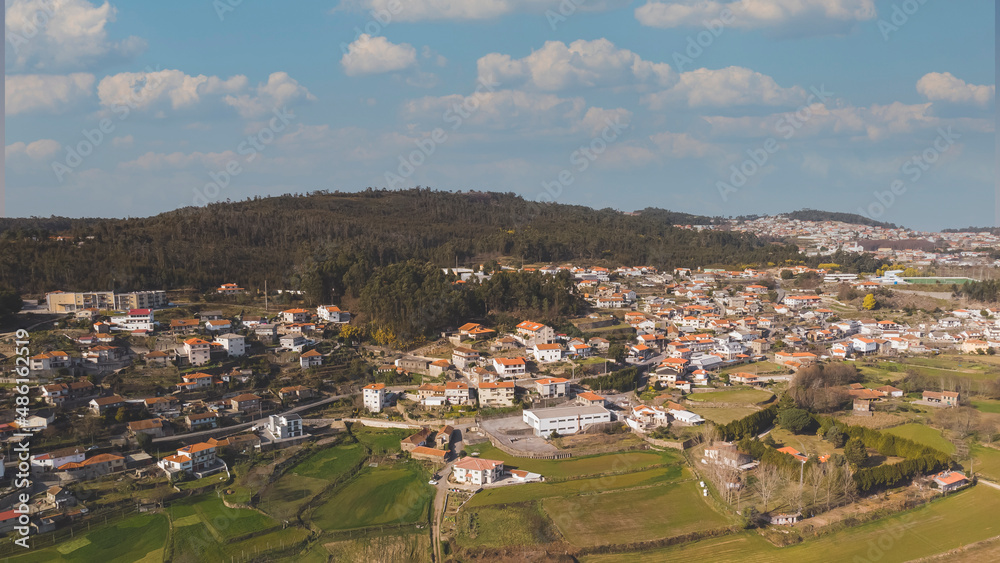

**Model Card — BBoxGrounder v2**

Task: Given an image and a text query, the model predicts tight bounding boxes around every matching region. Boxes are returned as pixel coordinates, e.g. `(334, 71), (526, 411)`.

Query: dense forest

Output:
(0, 189), (806, 295)
(954, 279), (1000, 303)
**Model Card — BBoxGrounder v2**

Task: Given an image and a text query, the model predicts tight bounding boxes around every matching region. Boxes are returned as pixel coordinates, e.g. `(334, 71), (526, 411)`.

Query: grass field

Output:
(170, 522), (309, 563)
(7, 513), (168, 563)
(293, 442), (368, 479)
(456, 503), (559, 548)
(582, 486), (1000, 563)
(170, 494), (278, 541)
(351, 426), (412, 454)
(686, 388), (774, 404)
(688, 406), (760, 424)
(971, 445), (1000, 481)
(885, 423), (955, 454)
(544, 481), (732, 547)
(720, 361), (785, 375)
(769, 427), (841, 459)
(309, 462), (433, 531)
(260, 473), (331, 520)
(323, 532), (432, 563)
(857, 355), (1000, 382)
(462, 443), (681, 479)
(973, 400), (1000, 414)
(465, 466), (686, 507)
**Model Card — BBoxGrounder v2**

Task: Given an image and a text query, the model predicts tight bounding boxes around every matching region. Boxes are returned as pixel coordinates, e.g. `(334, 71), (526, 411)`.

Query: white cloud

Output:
(223, 72), (316, 118)
(5, 73), (95, 115)
(702, 101), (992, 142)
(5, 0), (145, 71)
(341, 34), (418, 76)
(6, 139), (62, 160)
(477, 39), (674, 91)
(917, 72), (994, 107)
(403, 89), (630, 135)
(6, 139), (62, 173)
(643, 66), (806, 108)
(635, 0), (876, 35)
(96, 69), (313, 119)
(97, 69), (246, 113)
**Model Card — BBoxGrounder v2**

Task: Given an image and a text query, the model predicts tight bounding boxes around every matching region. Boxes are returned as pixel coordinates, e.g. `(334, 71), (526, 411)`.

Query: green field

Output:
(260, 474), (331, 520)
(170, 495), (278, 541)
(465, 466), (686, 507)
(462, 443), (681, 479)
(688, 406), (760, 424)
(170, 522), (308, 562)
(456, 503), (559, 548)
(885, 423), (955, 454)
(972, 445), (1000, 481)
(351, 426), (412, 453)
(321, 532), (432, 563)
(973, 400), (1000, 414)
(544, 481), (732, 546)
(721, 361), (785, 375)
(583, 486), (1000, 563)
(857, 356), (1000, 382)
(293, 442), (368, 479)
(309, 462), (434, 531)
(686, 388), (774, 405)
(7, 514), (168, 563)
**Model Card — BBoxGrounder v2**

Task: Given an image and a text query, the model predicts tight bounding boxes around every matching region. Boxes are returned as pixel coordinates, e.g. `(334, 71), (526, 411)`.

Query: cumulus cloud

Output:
(6, 139), (62, 174)
(477, 39), (674, 91)
(5, 73), (95, 115)
(223, 72), (316, 118)
(635, 0), (876, 36)
(97, 69), (246, 113)
(341, 35), (418, 76)
(402, 89), (630, 135)
(643, 66), (806, 108)
(96, 69), (312, 118)
(335, 0), (625, 22)
(917, 72), (994, 107)
(5, 0), (146, 71)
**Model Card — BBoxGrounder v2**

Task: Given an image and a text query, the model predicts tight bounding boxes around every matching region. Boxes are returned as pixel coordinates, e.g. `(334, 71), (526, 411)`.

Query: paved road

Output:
(152, 393), (352, 443)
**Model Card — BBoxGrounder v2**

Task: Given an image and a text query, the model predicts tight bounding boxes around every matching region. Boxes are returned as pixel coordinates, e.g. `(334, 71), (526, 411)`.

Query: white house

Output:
(300, 349), (323, 368)
(31, 447), (85, 473)
(317, 305), (351, 323)
(492, 357), (526, 378)
(453, 458), (504, 485)
(110, 309), (154, 331)
(851, 337), (878, 355)
(478, 381), (516, 407)
(183, 338), (211, 366)
(535, 377), (569, 398)
(261, 414), (304, 441)
(280, 335), (308, 352)
(363, 383), (388, 413)
(532, 343), (563, 363)
(522, 405), (611, 437)
(214, 333), (246, 357)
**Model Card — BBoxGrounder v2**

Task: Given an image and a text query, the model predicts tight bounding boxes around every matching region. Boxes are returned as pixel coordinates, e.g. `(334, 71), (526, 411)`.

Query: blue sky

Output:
(4, 0), (995, 230)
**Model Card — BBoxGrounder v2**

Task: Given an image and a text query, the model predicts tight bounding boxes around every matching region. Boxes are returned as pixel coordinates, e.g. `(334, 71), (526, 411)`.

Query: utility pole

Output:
(264, 280), (268, 312)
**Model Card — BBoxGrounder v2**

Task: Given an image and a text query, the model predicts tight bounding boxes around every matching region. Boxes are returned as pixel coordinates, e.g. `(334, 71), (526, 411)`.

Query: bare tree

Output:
(754, 462), (784, 512)
(807, 463), (826, 509)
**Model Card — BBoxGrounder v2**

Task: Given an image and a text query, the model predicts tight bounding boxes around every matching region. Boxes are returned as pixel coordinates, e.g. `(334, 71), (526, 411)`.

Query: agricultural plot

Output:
(455, 503), (559, 548)
(260, 441), (369, 519)
(884, 423), (955, 454)
(309, 462), (433, 531)
(462, 443), (681, 479)
(583, 486), (1000, 563)
(170, 495), (278, 541)
(7, 513), (168, 563)
(465, 466), (685, 508)
(688, 406), (759, 424)
(322, 532), (432, 563)
(973, 400), (1000, 414)
(544, 481), (732, 547)
(971, 445), (1000, 481)
(686, 388), (774, 404)
(351, 426), (412, 454)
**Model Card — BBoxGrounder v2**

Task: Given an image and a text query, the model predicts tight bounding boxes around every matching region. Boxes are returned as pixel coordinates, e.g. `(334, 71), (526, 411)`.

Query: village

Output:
(1, 245), (1000, 561)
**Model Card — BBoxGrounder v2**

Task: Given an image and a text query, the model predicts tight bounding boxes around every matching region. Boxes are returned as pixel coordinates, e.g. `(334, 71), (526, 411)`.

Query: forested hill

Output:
(783, 209), (898, 229)
(0, 189), (803, 295)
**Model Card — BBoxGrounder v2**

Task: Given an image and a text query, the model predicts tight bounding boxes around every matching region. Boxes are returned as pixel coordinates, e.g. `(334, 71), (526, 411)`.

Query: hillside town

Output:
(1, 248), (999, 560)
